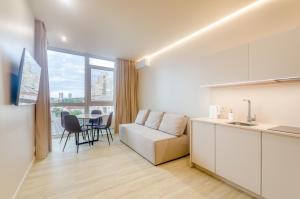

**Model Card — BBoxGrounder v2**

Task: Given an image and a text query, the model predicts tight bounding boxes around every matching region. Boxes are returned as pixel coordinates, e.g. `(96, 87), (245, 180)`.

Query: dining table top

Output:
(76, 113), (108, 119)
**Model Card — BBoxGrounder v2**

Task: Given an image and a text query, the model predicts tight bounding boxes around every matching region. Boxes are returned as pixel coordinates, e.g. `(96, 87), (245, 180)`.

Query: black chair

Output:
(94, 112), (113, 145)
(85, 110), (103, 138)
(59, 111), (70, 143)
(63, 115), (91, 153)
(86, 110), (103, 127)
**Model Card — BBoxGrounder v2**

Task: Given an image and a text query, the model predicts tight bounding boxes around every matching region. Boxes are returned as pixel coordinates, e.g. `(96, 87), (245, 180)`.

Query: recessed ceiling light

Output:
(61, 35), (68, 42)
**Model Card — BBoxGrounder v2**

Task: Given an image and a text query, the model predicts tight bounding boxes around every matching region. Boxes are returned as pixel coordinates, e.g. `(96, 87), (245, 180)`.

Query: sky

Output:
(48, 50), (115, 99)
(48, 50), (85, 98)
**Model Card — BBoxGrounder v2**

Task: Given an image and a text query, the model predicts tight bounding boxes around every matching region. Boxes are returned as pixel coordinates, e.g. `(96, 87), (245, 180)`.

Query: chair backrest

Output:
(105, 112), (113, 128)
(64, 115), (81, 133)
(89, 110), (102, 125)
(60, 111), (70, 128)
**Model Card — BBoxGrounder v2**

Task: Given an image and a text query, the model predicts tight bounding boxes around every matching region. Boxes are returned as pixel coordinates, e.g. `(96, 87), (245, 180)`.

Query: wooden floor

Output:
(18, 134), (253, 199)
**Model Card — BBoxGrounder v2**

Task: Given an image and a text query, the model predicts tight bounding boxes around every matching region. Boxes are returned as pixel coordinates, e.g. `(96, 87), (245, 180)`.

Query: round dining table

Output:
(76, 113), (108, 144)
(76, 113), (106, 120)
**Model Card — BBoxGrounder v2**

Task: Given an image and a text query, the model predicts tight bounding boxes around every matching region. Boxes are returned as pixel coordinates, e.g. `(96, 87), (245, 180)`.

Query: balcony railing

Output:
(50, 105), (113, 137)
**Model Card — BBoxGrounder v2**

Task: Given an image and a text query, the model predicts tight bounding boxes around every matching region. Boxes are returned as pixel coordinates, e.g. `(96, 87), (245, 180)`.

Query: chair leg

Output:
(75, 132), (79, 153)
(86, 130), (91, 147)
(60, 129), (65, 143)
(75, 132), (78, 145)
(63, 132), (70, 152)
(83, 129), (86, 139)
(89, 130), (94, 145)
(100, 129), (103, 137)
(105, 129), (110, 145)
(97, 129), (99, 140)
(82, 131), (86, 140)
(90, 126), (94, 137)
(108, 128), (113, 141)
(91, 129), (94, 145)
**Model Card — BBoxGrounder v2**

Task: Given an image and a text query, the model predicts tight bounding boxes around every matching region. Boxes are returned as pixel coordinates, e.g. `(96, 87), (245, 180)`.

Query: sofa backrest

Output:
(135, 109), (190, 136)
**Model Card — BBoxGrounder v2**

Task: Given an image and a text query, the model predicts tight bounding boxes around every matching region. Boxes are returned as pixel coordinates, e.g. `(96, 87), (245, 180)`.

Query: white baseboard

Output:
(12, 157), (35, 199)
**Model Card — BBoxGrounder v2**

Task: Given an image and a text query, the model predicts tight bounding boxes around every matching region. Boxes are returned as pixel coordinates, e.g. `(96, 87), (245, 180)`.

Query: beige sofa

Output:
(119, 112), (189, 165)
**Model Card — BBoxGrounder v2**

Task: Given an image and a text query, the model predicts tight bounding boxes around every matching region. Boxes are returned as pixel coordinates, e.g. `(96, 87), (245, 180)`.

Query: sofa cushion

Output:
(158, 113), (188, 136)
(144, 111), (164, 129)
(121, 123), (175, 141)
(135, 109), (150, 125)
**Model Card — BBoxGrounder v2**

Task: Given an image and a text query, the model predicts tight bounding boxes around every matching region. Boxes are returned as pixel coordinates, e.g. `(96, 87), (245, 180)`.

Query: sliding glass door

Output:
(48, 49), (115, 137)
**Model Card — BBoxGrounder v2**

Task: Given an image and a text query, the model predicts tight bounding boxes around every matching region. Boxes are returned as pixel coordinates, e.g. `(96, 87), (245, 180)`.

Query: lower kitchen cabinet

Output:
(190, 119), (300, 198)
(216, 125), (261, 195)
(262, 133), (300, 199)
(191, 121), (215, 172)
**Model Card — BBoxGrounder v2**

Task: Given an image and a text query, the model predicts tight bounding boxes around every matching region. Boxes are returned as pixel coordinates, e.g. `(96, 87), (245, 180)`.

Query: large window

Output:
(48, 50), (85, 103)
(48, 49), (115, 136)
(91, 68), (114, 101)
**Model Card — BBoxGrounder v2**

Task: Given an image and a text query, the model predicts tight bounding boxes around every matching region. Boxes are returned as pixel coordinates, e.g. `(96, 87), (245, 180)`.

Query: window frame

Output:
(48, 47), (116, 113)
(88, 61), (115, 106)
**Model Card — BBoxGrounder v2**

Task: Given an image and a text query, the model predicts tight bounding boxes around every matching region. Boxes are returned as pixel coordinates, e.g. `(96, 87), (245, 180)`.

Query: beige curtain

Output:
(34, 20), (51, 159)
(114, 59), (138, 133)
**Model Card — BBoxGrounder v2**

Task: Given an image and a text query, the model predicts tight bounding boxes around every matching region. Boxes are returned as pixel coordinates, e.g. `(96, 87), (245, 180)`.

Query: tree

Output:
(51, 107), (62, 117)
(69, 109), (82, 116)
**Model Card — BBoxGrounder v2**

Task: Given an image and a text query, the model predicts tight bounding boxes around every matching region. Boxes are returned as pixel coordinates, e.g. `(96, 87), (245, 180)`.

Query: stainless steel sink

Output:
(227, 121), (257, 127)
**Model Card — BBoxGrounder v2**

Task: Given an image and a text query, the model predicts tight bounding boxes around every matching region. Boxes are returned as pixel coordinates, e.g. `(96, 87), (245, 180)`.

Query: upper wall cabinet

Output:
(201, 44), (249, 85)
(249, 27), (300, 81)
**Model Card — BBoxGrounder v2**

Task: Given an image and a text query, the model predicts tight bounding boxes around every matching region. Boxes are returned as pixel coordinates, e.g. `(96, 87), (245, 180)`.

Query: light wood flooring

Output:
(17, 134), (253, 199)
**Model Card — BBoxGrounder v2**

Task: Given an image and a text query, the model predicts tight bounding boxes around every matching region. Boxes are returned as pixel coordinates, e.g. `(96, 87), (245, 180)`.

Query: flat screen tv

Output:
(16, 49), (41, 105)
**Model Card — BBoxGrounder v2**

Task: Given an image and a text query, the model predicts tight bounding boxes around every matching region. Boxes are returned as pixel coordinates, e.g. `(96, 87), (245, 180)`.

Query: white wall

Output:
(138, 0), (300, 126)
(210, 82), (300, 126)
(0, 1), (35, 198)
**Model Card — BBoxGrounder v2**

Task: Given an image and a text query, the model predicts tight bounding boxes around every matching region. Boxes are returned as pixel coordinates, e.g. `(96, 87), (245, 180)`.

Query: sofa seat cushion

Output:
(121, 123), (175, 141)
(119, 123), (189, 165)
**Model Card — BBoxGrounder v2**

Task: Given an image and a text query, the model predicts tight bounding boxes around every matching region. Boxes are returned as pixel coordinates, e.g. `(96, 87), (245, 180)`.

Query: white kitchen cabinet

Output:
(262, 132), (300, 199)
(201, 44), (249, 85)
(249, 27), (300, 80)
(191, 121), (215, 172)
(216, 125), (261, 195)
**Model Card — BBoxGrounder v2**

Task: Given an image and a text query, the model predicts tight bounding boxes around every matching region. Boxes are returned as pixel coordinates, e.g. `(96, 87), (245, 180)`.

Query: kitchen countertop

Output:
(191, 117), (300, 138)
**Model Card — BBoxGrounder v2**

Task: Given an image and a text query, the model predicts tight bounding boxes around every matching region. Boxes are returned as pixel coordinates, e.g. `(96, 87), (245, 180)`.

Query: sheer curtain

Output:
(114, 59), (138, 133)
(34, 20), (51, 159)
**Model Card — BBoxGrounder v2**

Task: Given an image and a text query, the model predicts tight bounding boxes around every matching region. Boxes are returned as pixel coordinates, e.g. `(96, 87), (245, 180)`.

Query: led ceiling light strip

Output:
(137, 0), (270, 62)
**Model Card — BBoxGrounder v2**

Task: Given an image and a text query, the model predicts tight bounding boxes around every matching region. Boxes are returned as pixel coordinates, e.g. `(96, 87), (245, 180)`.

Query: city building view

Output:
(91, 69), (114, 101)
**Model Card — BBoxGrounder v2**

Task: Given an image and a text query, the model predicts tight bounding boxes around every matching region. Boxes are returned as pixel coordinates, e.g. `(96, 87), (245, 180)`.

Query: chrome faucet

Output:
(243, 99), (256, 123)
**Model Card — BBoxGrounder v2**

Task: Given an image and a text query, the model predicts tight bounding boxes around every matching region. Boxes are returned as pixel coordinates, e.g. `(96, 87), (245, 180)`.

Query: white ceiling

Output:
(28, 0), (256, 60)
